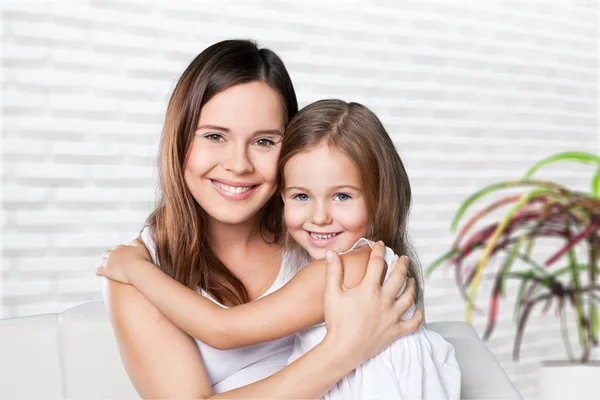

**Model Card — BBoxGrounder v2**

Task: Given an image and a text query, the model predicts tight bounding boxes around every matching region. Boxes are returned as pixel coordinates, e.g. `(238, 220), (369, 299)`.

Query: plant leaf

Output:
(450, 180), (568, 232)
(592, 167), (600, 197)
(499, 238), (523, 296)
(559, 298), (576, 362)
(591, 304), (599, 346)
(545, 214), (600, 266)
(466, 188), (556, 322)
(524, 151), (600, 179)
(424, 248), (461, 278)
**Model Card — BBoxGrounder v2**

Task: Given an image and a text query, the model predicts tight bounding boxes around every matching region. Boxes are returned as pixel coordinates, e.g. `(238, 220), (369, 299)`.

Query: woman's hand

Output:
(322, 241), (423, 366)
(96, 243), (150, 285)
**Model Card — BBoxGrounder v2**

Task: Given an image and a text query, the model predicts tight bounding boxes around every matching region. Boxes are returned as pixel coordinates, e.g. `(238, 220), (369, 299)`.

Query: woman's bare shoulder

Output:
(103, 236), (154, 316)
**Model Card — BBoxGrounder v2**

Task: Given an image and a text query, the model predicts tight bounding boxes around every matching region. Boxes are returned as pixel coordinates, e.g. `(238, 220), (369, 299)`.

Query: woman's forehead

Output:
(198, 81), (286, 133)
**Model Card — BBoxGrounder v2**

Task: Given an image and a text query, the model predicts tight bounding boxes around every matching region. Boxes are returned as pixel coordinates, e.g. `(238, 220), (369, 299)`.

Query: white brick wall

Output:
(1, 1), (598, 398)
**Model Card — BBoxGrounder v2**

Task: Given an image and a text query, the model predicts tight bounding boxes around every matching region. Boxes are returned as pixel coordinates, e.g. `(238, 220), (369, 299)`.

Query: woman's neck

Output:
(206, 216), (266, 252)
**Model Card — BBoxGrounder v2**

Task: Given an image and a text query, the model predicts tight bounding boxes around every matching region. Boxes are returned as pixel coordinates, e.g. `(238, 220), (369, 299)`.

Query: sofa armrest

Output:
(427, 321), (522, 400)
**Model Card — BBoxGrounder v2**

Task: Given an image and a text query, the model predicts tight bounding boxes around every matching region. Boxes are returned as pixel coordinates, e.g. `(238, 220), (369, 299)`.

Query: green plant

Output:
(426, 151), (600, 362)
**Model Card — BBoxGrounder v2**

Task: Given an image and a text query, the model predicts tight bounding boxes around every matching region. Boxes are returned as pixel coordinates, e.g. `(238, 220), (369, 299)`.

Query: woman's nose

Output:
(222, 144), (254, 175)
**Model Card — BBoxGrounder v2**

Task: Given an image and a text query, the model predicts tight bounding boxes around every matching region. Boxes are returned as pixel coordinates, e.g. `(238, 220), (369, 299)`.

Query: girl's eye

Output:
(292, 193), (310, 201)
(254, 138), (277, 148)
(333, 193), (352, 201)
(203, 133), (224, 142)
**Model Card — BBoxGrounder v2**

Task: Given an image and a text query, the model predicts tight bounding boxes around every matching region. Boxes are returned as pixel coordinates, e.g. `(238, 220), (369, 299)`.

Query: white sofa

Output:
(0, 301), (522, 399)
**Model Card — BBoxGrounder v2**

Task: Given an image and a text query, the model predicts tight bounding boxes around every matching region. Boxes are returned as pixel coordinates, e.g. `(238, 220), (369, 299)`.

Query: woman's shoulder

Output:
(138, 226), (158, 264)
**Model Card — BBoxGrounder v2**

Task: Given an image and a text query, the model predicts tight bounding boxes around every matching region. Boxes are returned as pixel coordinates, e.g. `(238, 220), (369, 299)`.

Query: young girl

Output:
(98, 99), (459, 399)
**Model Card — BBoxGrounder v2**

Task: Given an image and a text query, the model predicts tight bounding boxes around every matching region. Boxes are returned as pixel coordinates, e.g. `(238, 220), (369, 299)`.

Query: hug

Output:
(97, 39), (461, 399)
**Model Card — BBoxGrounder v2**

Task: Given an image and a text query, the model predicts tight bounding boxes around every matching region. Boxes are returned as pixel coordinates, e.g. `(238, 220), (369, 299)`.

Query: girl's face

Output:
(184, 81), (285, 227)
(283, 143), (371, 260)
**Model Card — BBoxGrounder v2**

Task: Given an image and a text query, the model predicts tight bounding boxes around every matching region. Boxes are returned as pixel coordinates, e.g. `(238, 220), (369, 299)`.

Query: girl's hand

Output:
(322, 241), (423, 366)
(96, 244), (150, 285)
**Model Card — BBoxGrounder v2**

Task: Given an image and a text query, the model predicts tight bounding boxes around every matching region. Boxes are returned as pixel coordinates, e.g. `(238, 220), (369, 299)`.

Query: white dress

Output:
(288, 238), (462, 400)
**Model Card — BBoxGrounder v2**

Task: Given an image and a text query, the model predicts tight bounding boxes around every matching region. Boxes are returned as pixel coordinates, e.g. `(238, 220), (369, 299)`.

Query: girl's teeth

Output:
(311, 232), (338, 240)
(215, 182), (253, 194)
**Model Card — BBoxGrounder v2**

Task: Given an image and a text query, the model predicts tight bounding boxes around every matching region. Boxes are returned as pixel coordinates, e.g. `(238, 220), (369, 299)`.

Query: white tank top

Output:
(140, 227), (299, 393)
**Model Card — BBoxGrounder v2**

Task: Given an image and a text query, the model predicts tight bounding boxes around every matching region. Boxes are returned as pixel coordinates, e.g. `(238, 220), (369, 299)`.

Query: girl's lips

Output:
(209, 179), (259, 201)
(305, 230), (342, 248)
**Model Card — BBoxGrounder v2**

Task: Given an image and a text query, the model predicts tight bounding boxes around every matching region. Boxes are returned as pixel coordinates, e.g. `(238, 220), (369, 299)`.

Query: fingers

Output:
(99, 250), (110, 267)
(96, 250), (112, 276)
(382, 255), (408, 301)
(393, 308), (423, 338)
(393, 278), (416, 316)
(363, 241), (386, 287)
(325, 250), (344, 297)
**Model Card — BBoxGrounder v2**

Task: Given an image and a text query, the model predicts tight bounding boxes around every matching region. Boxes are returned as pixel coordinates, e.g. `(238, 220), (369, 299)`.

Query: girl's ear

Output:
(281, 191), (287, 203)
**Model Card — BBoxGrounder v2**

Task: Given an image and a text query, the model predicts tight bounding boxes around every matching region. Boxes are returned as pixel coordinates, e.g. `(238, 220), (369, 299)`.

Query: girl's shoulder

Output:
(340, 238), (399, 267)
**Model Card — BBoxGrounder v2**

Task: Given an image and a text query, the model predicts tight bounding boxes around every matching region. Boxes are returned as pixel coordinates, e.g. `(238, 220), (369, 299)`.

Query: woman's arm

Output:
(211, 247), (423, 399)
(103, 279), (214, 399)
(104, 242), (422, 399)
(104, 275), (347, 399)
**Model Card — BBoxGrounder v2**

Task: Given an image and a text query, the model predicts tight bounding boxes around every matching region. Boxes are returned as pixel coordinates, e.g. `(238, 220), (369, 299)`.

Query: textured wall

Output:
(1, 1), (598, 398)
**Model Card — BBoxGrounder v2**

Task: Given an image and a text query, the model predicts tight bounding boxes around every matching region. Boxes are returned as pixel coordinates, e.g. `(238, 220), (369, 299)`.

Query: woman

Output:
(102, 39), (422, 399)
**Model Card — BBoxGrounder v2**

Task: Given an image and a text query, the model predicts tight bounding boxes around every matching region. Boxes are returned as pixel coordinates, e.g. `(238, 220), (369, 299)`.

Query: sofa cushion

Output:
(0, 313), (64, 399)
(59, 301), (138, 399)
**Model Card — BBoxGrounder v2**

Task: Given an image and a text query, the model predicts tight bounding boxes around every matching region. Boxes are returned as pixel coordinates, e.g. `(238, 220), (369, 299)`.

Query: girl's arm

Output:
(98, 240), (418, 350)
(104, 242), (422, 399)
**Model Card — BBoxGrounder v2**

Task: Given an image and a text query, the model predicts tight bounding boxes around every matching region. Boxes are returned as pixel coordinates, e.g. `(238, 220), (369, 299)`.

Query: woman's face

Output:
(184, 81), (285, 226)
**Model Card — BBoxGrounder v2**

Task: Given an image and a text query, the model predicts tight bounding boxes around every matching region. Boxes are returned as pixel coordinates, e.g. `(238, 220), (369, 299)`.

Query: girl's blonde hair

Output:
(277, 99), (422, 303)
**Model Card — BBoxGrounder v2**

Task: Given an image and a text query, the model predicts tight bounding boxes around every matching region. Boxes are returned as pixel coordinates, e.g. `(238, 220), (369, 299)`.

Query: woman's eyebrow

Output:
(253, 129), (284, 136)
(196, 124), (229, 132)
(195, 125), (283, 136)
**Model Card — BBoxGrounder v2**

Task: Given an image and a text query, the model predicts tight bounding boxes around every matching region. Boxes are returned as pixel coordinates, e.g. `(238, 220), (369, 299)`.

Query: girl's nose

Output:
(311, 202), (332, 226)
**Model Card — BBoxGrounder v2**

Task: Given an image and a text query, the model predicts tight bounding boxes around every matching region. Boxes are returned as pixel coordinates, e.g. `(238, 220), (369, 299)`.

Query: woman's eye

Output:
(254, 138), (277, 148)
(204, 133), (224, 142)
(334, 193), (352, 201)
(292, 193), (309, 201)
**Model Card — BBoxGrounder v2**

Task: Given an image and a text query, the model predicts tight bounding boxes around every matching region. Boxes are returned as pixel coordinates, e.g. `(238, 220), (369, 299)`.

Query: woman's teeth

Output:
(214, 181), (255, 194)
(310, 232), (340, 240)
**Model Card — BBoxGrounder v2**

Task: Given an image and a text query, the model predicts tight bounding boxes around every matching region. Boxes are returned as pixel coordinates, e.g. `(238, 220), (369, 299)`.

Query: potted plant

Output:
(426, 151), (600, 400)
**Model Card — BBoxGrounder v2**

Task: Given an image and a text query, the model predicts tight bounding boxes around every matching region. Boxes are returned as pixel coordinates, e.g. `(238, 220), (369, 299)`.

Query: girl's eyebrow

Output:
(196, 125), (283, 136)
(285, 185), (361, 193)
(331, 185), (362, 191)
(285, 186), (308, 193)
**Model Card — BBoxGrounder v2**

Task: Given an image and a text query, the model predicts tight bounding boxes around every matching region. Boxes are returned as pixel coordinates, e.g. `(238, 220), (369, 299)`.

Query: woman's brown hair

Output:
(146, 40), (298, 306)
(277, 99), (423, 303)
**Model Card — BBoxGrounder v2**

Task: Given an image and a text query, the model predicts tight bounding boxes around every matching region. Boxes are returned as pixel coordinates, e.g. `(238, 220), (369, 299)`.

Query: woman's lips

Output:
(210, 179), (258, 201)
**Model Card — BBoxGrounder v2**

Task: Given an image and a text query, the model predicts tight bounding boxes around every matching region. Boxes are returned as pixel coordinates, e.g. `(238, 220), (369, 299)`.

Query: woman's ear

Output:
(281, 191), (287, 203)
